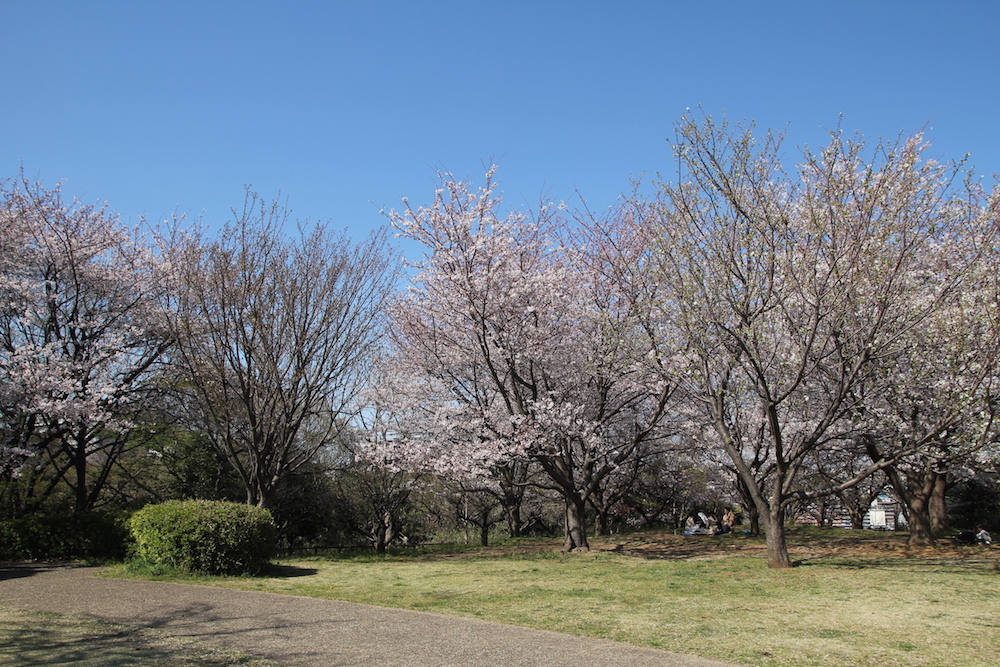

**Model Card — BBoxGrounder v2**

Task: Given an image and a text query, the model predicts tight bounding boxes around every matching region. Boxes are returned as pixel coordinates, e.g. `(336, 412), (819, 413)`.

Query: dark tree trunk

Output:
(746, 504), (760, 536)
(866, 440), (937, 547)
(562, 494), (589, 552)
(929, 473), (949, 532)
(886, 465), (937, 547)
(846, 504), (867, 530)
(72, 443), (89, 513)
(590, 488), (612, 536)
(500, 462), (526, 538)
(764, 506), (792, 568)
(594, 509), (610, 536)
(505, 496), (522, 538)
(907, 495), (935, 547)
(734, 475), (761, 536)
(479, 521), (490, 547)
(372, 511), (397, 553)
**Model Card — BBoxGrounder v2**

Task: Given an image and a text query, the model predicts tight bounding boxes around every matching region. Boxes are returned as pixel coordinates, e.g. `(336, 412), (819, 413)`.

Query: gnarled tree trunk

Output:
(563, 494), (589, 552)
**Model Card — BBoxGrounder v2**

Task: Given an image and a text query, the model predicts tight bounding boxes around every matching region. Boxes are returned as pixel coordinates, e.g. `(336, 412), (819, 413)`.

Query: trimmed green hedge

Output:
(128, 500), (276, 575)
(0, 511), (129, 562)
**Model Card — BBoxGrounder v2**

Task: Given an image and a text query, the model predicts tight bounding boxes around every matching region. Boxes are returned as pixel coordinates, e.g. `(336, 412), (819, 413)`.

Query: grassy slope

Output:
(107, 528), (1000, 667)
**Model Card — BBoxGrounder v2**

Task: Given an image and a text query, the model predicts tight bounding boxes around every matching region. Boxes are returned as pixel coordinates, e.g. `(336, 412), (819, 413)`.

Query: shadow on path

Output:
(0, 561), (91, 582)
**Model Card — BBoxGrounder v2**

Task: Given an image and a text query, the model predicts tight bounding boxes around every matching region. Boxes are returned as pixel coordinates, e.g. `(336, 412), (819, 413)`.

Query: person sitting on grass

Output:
(976, 526), (992, 545)
(683, 515), (709, 535)
(718, 508), (736, 534)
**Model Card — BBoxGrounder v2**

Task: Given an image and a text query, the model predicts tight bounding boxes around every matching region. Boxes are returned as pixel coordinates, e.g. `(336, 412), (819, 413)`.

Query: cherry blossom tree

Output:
(371, 169), (679, 551)
(858, 199), (1000, 545)
(0, 176), (172, 514)
(360, 365), (537, 541)
(167, 190), (396, 509)
(645, 112), (994, 567)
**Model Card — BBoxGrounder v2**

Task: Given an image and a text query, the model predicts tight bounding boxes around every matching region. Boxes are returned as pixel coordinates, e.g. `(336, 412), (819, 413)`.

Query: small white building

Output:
(863, 495), (905, 531)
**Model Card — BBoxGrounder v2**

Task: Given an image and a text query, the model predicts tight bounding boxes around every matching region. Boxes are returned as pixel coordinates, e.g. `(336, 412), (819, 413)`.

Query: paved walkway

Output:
(0, 563), (744, 667)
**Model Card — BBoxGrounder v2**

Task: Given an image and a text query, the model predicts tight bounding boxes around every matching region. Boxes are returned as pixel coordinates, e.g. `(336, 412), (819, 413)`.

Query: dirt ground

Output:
(593, 529), (998, 565)
(447, 528), (998, 567)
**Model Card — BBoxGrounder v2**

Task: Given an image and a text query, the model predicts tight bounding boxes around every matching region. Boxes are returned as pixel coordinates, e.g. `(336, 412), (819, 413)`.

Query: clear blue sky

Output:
(3, 1), (998, 260)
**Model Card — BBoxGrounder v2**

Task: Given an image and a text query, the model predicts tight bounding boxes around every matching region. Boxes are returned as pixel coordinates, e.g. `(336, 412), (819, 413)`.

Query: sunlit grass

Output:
(106, 529), (1000, 667)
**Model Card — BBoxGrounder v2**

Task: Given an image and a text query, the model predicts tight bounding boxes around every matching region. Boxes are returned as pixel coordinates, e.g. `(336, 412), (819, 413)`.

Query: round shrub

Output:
(128, 500), (276, 575)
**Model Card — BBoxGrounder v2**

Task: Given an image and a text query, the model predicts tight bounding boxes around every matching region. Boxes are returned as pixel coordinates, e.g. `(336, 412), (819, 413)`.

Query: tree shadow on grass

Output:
(591, 529), (1000, 574)
(792, 551), (999, 574)
(0, 607), (276, 667)
(596, 533), (768, 561)
(263, 563), (318, 578)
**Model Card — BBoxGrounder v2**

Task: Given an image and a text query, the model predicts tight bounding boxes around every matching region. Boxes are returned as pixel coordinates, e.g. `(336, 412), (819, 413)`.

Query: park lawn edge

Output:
(102, 529), (1000, 667)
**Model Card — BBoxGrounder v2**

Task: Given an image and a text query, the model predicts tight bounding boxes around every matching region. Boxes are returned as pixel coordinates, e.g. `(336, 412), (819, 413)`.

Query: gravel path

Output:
(0, 562), (744, 667)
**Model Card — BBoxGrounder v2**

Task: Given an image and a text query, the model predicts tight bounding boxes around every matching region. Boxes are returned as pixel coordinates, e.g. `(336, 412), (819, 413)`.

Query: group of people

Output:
(683, 508), (737, 535)
(681, 511), (994, 545)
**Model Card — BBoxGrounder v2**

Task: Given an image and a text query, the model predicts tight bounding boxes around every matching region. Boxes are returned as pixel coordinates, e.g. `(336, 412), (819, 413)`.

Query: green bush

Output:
(128, 500), (276, 575)
(0, 511), (130, 562)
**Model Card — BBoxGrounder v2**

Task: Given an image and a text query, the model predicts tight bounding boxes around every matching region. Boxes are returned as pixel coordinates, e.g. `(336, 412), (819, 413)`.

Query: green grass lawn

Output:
(107, 529), (1000, 667)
